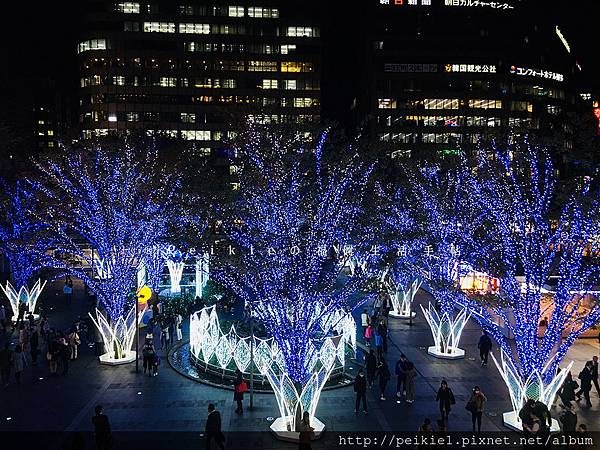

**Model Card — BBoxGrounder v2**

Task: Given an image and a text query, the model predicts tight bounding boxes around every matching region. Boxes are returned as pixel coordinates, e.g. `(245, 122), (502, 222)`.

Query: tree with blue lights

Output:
(0, 179), (52, 318)
(34, 141), (179, 361)
(214, 124), (375, 430)
(405, 163), (491, 358)
(456, 140), (600, 429)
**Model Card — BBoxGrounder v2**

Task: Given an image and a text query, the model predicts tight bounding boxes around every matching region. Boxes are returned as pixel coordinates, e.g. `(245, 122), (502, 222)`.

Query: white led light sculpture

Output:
(89, 303), (146, 365)
(93, 257), (113, 280)
(492, 351), (570, 432)
(165, 260), (185, 294)
(420, 303), (470, 359)
(0, 279), (47, 321)
(190, 306), (355, 438)
(386, 278), (421, 319)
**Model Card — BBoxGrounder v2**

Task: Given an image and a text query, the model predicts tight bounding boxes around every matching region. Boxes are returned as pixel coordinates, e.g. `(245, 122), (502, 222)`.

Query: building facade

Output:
(77, 0), (321, 155)
(362, 0), (585, 160)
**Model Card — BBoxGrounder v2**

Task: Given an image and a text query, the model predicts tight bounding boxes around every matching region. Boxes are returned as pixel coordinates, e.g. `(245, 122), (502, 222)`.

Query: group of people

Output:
(0, 310), (85, 385)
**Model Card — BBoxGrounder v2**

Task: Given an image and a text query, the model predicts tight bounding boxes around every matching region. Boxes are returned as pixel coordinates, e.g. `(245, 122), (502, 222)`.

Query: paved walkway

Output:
(1, 282), (599, 450)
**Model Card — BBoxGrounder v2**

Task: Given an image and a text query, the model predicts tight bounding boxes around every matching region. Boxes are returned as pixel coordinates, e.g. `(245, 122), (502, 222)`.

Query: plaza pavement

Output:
(0, 280), (599, 450)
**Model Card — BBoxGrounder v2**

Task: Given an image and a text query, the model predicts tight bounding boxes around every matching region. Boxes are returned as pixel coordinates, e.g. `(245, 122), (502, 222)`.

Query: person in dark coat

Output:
(233, 370), (245, 414)
(559, 372), (578, 406)
(365, 349), (377, 389)
(435, 380), (455, 424)
(377, 320), (388, 353)
(395, 353), (409, 397)
(477, 331), (492, 366)
(519, 399), (536, 432)
(298, 411), (314, 450)
(376, 359), (391, 400)
(353, 369), (368, 413)
(576, 362), (593, 407)
(205, 403), (225, 450)
(0, 343), (13, 386)
(29, 328), (39, 363)
(559, 403), (577, 433)
(92, 404), (111, 450)
(591, 356), (599, 396)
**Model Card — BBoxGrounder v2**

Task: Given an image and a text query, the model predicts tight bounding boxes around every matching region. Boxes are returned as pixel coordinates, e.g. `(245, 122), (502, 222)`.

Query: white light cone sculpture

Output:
(89, 304), (146, 365)
(190, 306), (355, 440)
(492, 351), (571, 432)
(388, 278), (421, 319)
(166, 259), (185, 294)
(0, 279), (47, 321)
(347, 256), (367, 277)
(420, 303), (470, 359)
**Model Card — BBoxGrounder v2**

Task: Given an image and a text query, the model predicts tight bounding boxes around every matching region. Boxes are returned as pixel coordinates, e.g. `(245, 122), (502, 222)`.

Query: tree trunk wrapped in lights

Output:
(32, 141), (179, 364)
(444, 140), (600, 431)
(213, 123), (375, 439)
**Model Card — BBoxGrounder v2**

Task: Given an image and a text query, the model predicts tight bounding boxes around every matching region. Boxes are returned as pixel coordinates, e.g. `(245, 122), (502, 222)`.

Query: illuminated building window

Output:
(211, 24), (246, 34)
(112, 76), (125, 86)
(143, 22), (176, 33)
(158, 77), (177, 87)
(38, 120), (45, 125)
(424, 99), (459, 110)
(179, 23), (210, 34)
(47, 130), (54, 136)
(182, 130), (210, 140)
(281, 62), (313, 73)
(378, 98), (397, 109)
(248, 7), (279, 18)
(283, 80), (297, 90)
(126, 112), (139, 122)
(116, 2), (140, 13)
(180, 78), (189, 87)
(179, 5), (194, 15)
(422, 133), (462, 144)
(48, 142), (55, 148)
(77, 39), (108, 54)
(108, 114), (117, 123)
(546, 105), (561, 115)
(228, 6), (244, 17)
(181, 113), (196, 123)
(281, 97), (318, 107)
(468, 99), (502, 109)
(286, 27), (318, 37)
(466, 116), (501, 127)
(281, 44), (296, 55)
(248, 61), (278, 72)
(262, 79), (279, 89)
(214, 60), (245, 71)
(510, 101), (533, 112)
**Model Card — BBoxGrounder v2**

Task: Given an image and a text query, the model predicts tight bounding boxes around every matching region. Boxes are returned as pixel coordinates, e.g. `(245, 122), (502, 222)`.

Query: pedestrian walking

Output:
(168, 318), (175, 345)
(559, 371), (578, 406)
(404, 360), (417, 404)
(60, 337), (70, 375)
(466, 386), (487, 433)
(360, 309), (369, 336)
(0, 304), (6, 333)
(18, 323), (28, 351)
(364, 324), (373, 347)
(559, 402), (577, 433)
(92, 404), (112, 450)
(17, 301), (27, 328)
(205, 403), (225, 450)
(353, 369), (368, 413)
(576, 362), (593, 407)
(0, 343), (12, 386)
(590, 356), (599, 397)
(435, 380), (455, 425)
(374, 330), (383, 361)
(175, 313), (183, 341)
(376, 359), (391, 400)
(68, 327), (81, 360)
(365, 348), (377, 389)
(39, 316), (49, 342)
(477, 331), (492, 366)
(48, 337), (61, 375)
(373, 287), (384, 317)
(377, 320), (388, 353)
(233, 370), (247, 414)
(63, 282), (73, 306)
(151, 351), (160, 376)
(395, 354), (408, 397)
(298, 411), (314, 450)
(29, 327), (39, 363)
(13, 344), (27, 385)
(161, 322), (170, 350)
(142, 342), (154, 375)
